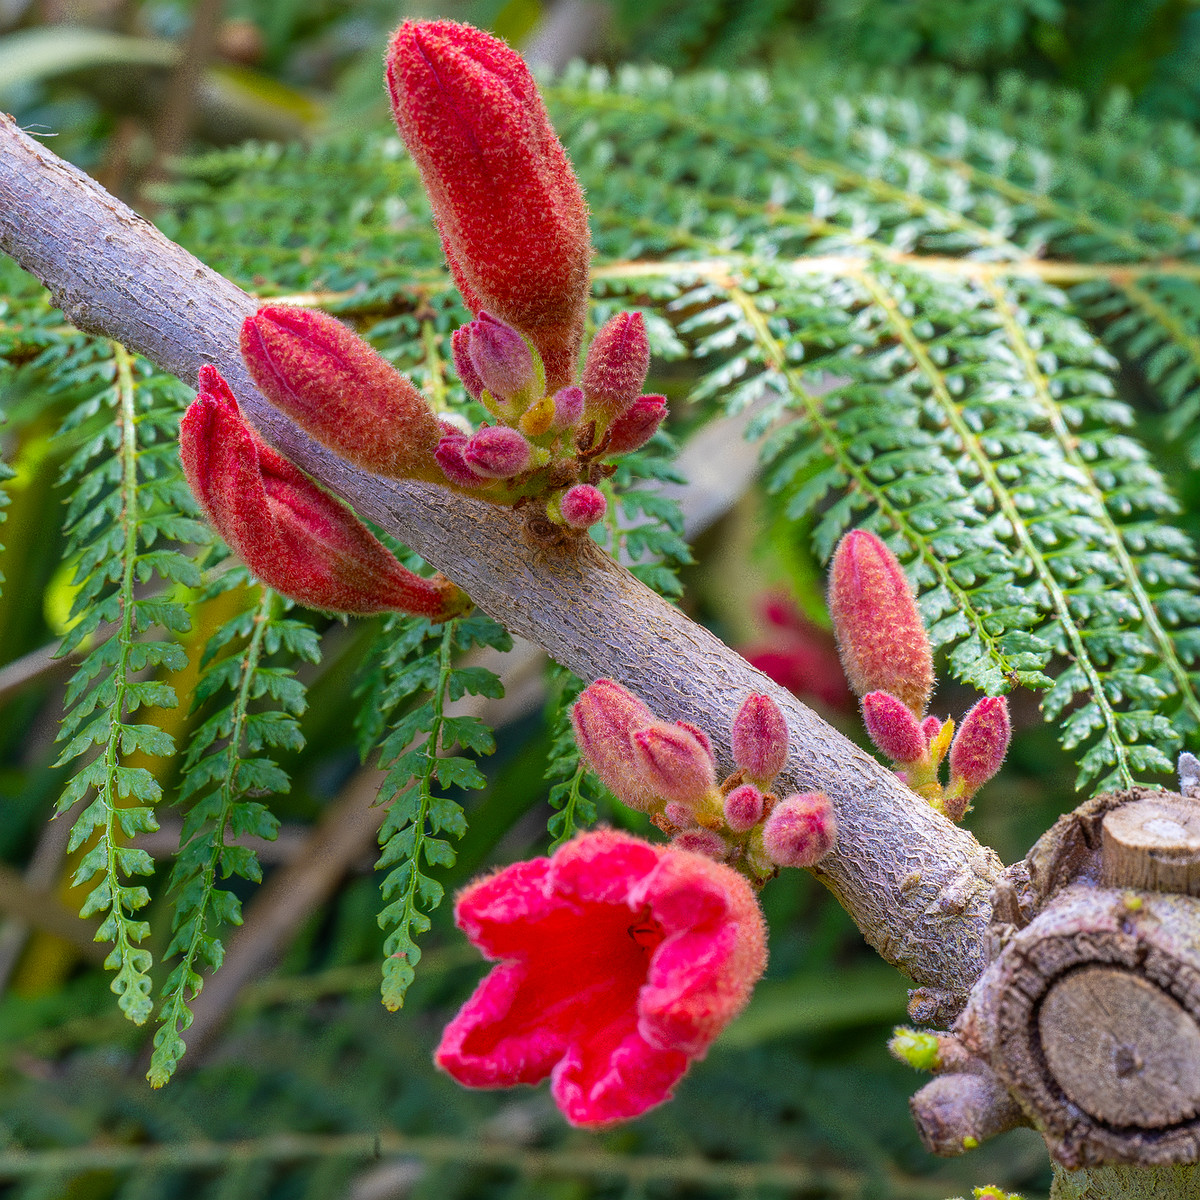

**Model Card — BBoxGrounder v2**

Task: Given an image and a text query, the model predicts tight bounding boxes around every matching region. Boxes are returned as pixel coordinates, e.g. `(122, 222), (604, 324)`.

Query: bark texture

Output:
(0, 114), (1002, 996)
(937, 791), (1200, 1171)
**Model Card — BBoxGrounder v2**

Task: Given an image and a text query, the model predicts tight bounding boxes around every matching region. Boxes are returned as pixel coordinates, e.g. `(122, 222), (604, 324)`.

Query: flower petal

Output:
(551, 1026), (688, 1127)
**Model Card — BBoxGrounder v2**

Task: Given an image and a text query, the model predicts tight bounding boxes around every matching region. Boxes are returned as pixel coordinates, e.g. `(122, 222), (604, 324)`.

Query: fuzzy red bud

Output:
(435, 433), (493, 489)
(605, 393), (666, 454)
(671, 828), (729, 860)
(946, 696), (1011, 815)
(761, 792), (837, 869)
(182, 367), (469, 619)
(723, 784), (765, 834)
(571, 679), (656, 811)
(452, 325), (485, 400)
(582, 312), (650, 424)
(558, 484), (607, 530)
(462, 426), (532, 478)
(632, 722), (717, 808)
(240, 306), (444, 482)
(663, 801), (695, 828)
(862, 691), (929, 765)
(466, 312), (539, 404)
(386, 19), (591, 392)
(550, 385), (584, 431)
(828, 530), (934, 716)
(731, 693), (789, 784)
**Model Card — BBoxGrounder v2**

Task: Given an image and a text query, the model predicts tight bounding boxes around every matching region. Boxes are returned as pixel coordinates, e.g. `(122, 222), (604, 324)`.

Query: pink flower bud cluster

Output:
(572, 681), (837, 884)
(828, 529), (1011, 820)
(180, 19), (669, 612)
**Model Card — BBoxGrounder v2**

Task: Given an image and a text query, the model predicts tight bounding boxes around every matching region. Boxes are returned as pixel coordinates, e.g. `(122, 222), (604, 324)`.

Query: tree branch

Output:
(0, 113), (1002, 999)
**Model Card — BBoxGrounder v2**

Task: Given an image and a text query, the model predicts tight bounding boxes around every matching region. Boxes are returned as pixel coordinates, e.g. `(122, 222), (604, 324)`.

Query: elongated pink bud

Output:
(946, 696), (1011, 816)
(862, 691), (928, 765)
(606, 394), (666, 454)
(240, 306), (444, 482)
(551, 385), (584, 431)
(386, 20), (591, 392)
(723, 784), (764, 833)
(761, 793), (837, 869)
(731, 693), (789, 784)
(632, 722), (717, 808)
(558, 484), (607, 530)
(827, 530), (934, 716)
(183, 367), (469, 619)
(571, 679), (656, 811)
(921, 715), (942, 745)
(462, 426), (532, 478)
(466, 312), (539, 404)
(452, 325), (485, 400)
(582, 312), (650, 424)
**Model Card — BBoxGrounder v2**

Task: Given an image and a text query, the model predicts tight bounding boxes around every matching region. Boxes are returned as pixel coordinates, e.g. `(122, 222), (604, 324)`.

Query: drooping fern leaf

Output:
(543, 663), (603, 849)
(149, 61), (1200, 795)
(148, 571), (317, 1086)
(361, 610), (509, 1010)
(52, 341), (206, 1023)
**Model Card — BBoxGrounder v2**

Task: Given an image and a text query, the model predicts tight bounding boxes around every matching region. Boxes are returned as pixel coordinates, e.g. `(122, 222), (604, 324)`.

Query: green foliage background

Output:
(4, 1), (1200, 1197)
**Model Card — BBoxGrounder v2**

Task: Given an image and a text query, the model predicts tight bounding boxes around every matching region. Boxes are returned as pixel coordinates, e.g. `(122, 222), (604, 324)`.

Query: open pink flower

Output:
(435, 829), (767, 1127)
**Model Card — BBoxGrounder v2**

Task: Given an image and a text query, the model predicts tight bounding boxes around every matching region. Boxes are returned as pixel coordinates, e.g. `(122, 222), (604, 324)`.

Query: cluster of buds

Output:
(828, 529), (1011, 821)
(571, 680), (836, 885)
(180, 18), (668, 614)
(385, 19), (666, 532)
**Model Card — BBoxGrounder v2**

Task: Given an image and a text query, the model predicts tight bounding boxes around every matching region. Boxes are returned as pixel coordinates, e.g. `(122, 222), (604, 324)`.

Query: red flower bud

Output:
(671, 828), (728, 860)
(946, 696), (1011, 816)
(632, 722), (717, 808)
(605, 393), (666, 454)
(861, 691), (928, 765)
(551, 385), (585, 431)
(582, 312), (650, 424)
(723, 783), (765, 833)
(558, 483), (607, 530)
(921, 715), (943, 745)
(730, 693), (789, 784)
(760, 792), (837, 869)
(182, 367), (469, 619)
(663, 801), (695, 828)
(451, 325), (484, 400)
(827, 530), (934, 716)
(466, 312), (539, 404)
(386, 20), (591, 392)
(462, 426), (532, 478)
(674, 720), (713, 759)
(239, 306), (444, 482)
(571, 679), (656, 811)
(434, 432), (493, 489)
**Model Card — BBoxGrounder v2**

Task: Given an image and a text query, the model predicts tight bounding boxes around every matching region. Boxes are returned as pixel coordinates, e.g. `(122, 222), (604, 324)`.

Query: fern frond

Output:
(367, 612), (509, 1010)
(543, 664), (603, 848)
(148, 574), (317, 1086)
(154, 61), (1200, 792)
(52, 342), (207, 1024)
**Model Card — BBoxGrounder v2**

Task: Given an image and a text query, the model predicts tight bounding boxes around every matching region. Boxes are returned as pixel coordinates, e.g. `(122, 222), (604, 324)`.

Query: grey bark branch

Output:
(0, 114), (1002, 997)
